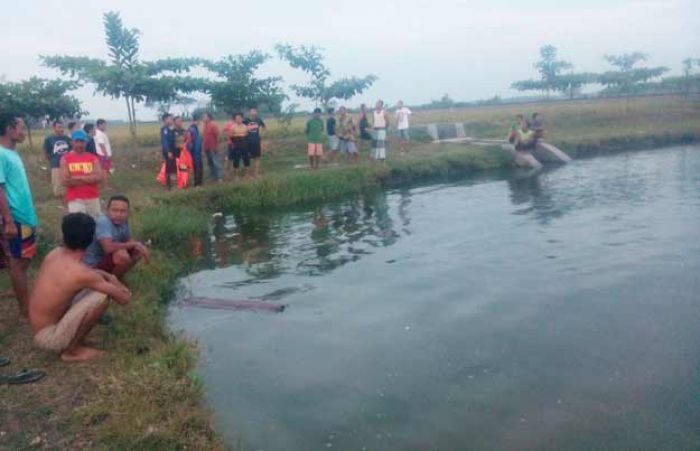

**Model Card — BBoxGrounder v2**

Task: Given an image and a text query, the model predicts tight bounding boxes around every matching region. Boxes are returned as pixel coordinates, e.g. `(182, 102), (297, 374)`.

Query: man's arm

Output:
(59, 156), (73, 186)
(43, 137), (52, 162)
(98, 238), (149, 262)
(83, 269), (131, 305)
(0, 185), (17, 240)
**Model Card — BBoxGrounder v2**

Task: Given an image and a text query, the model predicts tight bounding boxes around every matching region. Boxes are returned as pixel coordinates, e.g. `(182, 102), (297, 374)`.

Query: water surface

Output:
(170, 146), (700, 451)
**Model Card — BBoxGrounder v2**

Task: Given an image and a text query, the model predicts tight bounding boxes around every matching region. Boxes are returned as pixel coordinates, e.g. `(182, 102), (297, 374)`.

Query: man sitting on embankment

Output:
(29, 213), (131, 362)
(83, 195), (149, 278)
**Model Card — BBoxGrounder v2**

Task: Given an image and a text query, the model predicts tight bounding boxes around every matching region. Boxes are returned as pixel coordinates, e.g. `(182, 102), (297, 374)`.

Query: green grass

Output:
(1, 94), (699, 450)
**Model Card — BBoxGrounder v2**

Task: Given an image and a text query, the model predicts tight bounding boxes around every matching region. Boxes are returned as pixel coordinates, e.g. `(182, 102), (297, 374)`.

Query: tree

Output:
(275, 43), (377, 108)
(511, 45), (578, 98)
(681, 58), (700, 97)
(598, 52), (668, 97)
(555, 71), (598, 99)
(0, 77), (84, 148)
(42, 11), (206, 140)
(202, 51), (285, 114)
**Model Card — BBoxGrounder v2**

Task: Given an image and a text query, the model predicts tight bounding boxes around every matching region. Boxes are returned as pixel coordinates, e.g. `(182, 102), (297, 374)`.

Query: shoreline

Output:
(1, 122), (698, 448)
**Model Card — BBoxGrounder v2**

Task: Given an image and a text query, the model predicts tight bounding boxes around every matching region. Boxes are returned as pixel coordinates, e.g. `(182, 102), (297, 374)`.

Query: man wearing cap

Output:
(60, 130), (103, 219)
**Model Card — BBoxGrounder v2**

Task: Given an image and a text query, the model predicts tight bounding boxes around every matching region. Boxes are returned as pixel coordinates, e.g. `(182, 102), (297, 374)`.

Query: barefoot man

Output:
(29, 213), (131, 362)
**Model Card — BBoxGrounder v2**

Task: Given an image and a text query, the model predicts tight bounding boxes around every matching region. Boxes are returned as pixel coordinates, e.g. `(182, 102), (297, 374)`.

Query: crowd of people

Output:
(157, 100), (413, 186)
(1, 113), (149, 380)
(0, 99), (414, 378)
(305, 100), (412, 170)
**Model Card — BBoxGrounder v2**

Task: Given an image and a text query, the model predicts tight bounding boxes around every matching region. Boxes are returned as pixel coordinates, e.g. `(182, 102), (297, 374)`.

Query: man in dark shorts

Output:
(160, 113), (177, 190)
(83, 195), (149, 278)
(0, 113), (38, 319)
(244, 107), (266, 179)
(225, 113), (250, 181)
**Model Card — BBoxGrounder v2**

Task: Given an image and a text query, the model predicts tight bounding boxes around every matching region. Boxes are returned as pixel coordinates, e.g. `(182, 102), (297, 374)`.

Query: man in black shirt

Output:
(244, 107), (266, 179)
(43, 120), (72, 198)
(83, 123), (97, 155)
(160, 113), (177, 190)
(326, 108), (338, 163)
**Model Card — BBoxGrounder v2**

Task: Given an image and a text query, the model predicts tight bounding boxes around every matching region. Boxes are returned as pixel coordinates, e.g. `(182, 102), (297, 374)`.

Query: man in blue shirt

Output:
(186, 114), (203, 187)
(160, 113), (177, 190)
(0, 113), (38, 319)
(83, 195), (149, 278)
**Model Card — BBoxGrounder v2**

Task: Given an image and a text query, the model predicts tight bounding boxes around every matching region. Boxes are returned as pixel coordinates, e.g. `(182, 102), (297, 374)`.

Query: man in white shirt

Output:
(395, 100), (412, 154)
(94, 119), (113, 188)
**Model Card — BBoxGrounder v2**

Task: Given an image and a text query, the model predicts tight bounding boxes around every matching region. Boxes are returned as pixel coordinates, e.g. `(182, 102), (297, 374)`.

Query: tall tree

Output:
(202, 51), (285, 114)
(0, 77), (84, 148)
(42, 11), (206, 140)
(275, 43), (377, 108)
(511, 45), (595, 98)
(598, 52), (668, 97)
(681, 58), (700, 97)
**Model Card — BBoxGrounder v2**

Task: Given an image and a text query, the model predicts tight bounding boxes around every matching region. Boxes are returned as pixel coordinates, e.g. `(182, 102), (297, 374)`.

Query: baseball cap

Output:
(71, 130), (89, 142)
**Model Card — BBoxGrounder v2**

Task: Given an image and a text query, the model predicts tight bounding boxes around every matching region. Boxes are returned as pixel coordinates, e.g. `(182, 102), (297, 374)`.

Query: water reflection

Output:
(207, 191), (408, 282)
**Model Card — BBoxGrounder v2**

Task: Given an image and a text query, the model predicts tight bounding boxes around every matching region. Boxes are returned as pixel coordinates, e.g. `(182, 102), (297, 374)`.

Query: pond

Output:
(169, 146), (700, 451)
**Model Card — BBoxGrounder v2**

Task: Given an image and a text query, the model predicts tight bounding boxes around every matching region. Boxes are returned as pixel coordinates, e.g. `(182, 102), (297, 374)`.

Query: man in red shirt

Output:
(202, 112), (222, 182)
(60, 130), (103, 219)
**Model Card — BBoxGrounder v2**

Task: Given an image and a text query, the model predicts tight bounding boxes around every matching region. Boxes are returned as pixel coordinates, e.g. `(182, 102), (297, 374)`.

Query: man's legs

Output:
(111, 249), (139, 278)
(165, 158), (176, 190)
(60, 293), (110, 362)
(206, 150), (222, 182)
(8, 257), (30, 318)
(193, 155), (204, 187)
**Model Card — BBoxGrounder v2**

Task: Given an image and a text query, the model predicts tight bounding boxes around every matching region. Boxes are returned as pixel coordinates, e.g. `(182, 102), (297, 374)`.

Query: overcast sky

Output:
(4, 0), (699, 120)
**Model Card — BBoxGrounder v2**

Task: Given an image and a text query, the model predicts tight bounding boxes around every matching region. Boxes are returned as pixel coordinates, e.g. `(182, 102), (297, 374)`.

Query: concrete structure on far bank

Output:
(417, 123), (572, 170)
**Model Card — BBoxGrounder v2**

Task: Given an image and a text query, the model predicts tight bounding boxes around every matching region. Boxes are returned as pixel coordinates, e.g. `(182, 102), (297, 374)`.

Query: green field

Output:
(1, 95), (699, 449)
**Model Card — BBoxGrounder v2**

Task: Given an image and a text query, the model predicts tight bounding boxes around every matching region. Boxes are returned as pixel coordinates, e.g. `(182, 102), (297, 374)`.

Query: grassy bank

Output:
(1, 96), (699, 450)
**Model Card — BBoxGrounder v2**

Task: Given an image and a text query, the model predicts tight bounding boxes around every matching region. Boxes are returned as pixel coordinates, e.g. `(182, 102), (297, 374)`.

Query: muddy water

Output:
(170, 146), (700, 450)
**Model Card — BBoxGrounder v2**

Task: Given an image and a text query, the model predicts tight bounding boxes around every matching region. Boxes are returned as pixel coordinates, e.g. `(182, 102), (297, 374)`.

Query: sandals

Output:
(0, 368), (46, 385)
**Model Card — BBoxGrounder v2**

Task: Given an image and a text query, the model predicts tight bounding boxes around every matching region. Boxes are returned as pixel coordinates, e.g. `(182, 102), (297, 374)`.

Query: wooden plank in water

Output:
(184, 297), (287, 313)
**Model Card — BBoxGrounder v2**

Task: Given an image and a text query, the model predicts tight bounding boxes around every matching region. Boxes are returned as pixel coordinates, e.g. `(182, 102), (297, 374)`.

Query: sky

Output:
(4, 0), (699, 120)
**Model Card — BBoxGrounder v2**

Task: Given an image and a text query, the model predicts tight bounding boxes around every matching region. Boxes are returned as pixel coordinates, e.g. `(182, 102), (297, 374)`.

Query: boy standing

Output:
(202, 112), (222, 182)
(395, 100), (412, 153)
(306, 108), (325, 170)
(60, 130), (103, 219)
(244, 107), (266, 179)
(0, 113), (38, 319)
(95, 119), (112, 187)
(186, 115), (203, 187)
(43, 120), (71, 198)
(160, 114), (177, 190)
(326, 108), (338, 163)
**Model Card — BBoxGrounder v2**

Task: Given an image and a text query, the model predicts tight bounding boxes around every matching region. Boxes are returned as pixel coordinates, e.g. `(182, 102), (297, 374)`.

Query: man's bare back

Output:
(29, 246), (131, 362)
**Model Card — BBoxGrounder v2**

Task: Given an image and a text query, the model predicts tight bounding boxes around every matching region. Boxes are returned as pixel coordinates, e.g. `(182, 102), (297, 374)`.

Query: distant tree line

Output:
(0, 11), (377, 142)
(511, 45), (700, 100)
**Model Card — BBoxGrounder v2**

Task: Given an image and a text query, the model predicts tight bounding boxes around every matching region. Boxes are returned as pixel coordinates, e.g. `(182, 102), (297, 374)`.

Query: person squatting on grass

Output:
(224, 112), (251, 181)
(306, 108), (325, 170)
(60, 130), (104, 219)
(82, 195), (149, 279)
(29, 213), (132, 363)
(0, 113), (38, 319)
(43, 119), (71, 198)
